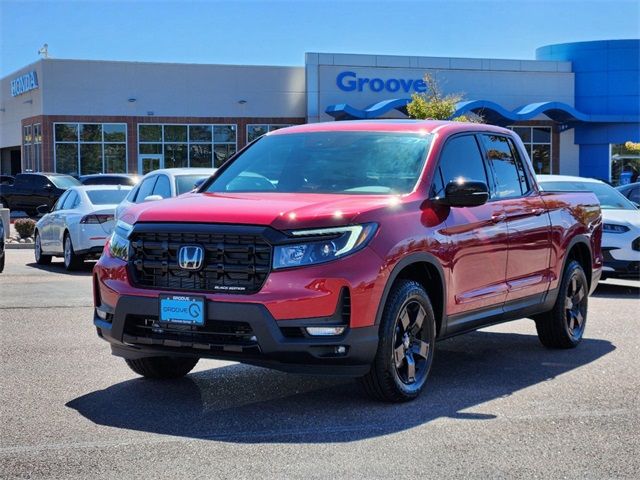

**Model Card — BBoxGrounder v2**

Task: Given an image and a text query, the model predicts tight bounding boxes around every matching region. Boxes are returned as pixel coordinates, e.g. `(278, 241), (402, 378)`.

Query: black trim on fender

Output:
(374, 252), (447, 330)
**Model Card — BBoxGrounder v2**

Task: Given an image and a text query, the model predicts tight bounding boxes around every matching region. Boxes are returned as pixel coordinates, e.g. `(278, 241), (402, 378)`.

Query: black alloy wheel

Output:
(564, 271), (587, 340)
(392, 300), (431, 385)
(361, 279), (436, 402)
(535, 260), (588, 349)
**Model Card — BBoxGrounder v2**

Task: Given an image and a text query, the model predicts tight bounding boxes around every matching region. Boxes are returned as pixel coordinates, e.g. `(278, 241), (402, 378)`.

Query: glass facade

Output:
(246, 124), (293, 143)
(611, 143), (640, 186)
(54, 123), (127, 175)
(138, 124), (237, 169)
(510, 126), (552, 174)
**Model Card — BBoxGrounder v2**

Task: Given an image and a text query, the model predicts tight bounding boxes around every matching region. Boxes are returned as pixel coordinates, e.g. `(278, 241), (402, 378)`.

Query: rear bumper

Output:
(94, 295), (379, 376)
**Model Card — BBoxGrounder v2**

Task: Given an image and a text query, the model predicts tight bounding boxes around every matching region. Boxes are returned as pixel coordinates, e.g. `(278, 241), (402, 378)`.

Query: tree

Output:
(406, 73), (481, 122)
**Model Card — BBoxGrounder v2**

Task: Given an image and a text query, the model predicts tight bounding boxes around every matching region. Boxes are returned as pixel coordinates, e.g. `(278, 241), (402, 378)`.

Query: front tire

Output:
(63, 233), (83, 271)
(34, 231), (52, 265)
(361, 279), (436, 402)
(125, 357), (199, 379)
(535, 260), (588, 349)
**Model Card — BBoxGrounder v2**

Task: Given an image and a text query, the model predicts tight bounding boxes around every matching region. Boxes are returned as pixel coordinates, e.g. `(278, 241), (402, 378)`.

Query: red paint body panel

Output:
(94, 121), (602, 340)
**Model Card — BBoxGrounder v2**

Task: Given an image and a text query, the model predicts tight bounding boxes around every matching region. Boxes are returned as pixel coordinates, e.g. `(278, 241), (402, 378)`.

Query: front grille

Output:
(129, 228), (272, 294)
(123, 314), (259, 352)
(632, 237), (640, 252)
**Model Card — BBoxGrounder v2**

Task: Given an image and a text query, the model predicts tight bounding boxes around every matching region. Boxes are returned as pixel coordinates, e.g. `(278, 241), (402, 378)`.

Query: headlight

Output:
(273, 223), (377, 269)
(108, 220), (133, 261)
(603, 223), (630, 233)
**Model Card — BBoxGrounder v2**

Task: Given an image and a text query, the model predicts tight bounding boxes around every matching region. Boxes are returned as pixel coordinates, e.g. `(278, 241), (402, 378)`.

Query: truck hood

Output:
(120, 192), (400, 230)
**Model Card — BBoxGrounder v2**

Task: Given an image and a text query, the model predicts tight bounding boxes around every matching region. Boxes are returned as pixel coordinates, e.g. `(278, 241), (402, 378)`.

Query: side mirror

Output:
(440, 180), (489, 207)
(143, 194), (163, 202)
(36, 204), (51, 215)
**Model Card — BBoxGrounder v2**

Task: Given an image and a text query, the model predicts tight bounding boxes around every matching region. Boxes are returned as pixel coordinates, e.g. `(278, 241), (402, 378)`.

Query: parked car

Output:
(616, 182), (640, 205)
(80, 174), (139, 187)
(0, 175), (15, 187)
(93, 120), (602, 402)
(0, 220), (4, 273)
(115, 168), (216, 220)
(34, 185), (132, 270)
(538, 175), (639, 280)
(0, 173), (81, 215)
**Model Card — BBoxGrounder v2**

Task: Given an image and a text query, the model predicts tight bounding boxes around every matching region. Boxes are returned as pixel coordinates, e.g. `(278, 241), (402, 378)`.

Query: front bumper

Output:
(602, 248), (640, 279)
(94, 295), (379, 376)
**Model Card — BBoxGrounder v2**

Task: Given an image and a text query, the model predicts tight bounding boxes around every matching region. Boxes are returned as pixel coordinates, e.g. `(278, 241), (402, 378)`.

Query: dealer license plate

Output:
(159, 295), (205, 325)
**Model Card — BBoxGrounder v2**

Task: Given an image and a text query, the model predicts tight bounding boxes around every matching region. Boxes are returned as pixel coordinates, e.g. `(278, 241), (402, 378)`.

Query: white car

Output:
(115, 168), (216, 220)
(538, 175), (640, 280)
(34, 185), (133, 270)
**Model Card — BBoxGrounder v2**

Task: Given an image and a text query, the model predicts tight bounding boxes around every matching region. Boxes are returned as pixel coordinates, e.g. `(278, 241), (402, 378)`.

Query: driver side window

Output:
(431, 135), (489, 198)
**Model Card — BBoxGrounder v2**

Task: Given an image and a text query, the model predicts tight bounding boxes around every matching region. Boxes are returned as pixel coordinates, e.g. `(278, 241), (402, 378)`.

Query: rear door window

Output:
(480, 135), (529, 199)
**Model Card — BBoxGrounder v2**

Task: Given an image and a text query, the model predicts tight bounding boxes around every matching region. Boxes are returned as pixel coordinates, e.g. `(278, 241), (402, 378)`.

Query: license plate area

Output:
(159, 295), (205, 325)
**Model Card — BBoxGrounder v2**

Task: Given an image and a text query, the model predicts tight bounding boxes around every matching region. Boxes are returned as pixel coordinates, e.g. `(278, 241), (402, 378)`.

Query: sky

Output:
(1, 0), (639, 76)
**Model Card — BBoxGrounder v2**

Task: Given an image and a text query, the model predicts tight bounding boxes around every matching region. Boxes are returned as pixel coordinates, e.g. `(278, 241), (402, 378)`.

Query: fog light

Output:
(305, 326), (346, 336)
(335, 346), (347, 355)
(96, 308), (108, 320)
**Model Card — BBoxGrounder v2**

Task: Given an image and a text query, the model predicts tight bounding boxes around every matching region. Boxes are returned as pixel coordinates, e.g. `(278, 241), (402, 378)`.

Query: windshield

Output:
(205, 131), (434, 195)
(86, 189), (131, 205)
(176, 174), (212, 195)
(49, 175), (81, 189)
(539, 180), (638, 210)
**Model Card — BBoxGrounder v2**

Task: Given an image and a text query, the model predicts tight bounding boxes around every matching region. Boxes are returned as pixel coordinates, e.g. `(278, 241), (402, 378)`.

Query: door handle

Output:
(490, 213), (507, 223)
(530, 208), (545, 216)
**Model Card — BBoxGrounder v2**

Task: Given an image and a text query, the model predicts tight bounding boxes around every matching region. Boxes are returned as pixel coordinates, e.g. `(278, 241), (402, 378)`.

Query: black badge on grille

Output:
(178, 245), (204, 271)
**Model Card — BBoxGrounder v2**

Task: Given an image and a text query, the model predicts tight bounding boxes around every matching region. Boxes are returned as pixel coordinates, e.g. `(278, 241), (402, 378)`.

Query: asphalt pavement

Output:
(1, 250), (639, 479)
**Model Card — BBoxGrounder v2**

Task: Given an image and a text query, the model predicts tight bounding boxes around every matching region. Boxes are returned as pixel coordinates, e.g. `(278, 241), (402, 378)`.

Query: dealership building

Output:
(1, 39), (638, 184)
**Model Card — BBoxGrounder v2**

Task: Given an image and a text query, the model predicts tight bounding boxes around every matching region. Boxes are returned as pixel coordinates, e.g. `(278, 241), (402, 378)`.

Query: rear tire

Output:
(361, 279), (436, 402)
(63, 233), (83, 271)
(125, 357), (199, 379)
(535, 260), (588, 349)
(34, 231), (52, 265)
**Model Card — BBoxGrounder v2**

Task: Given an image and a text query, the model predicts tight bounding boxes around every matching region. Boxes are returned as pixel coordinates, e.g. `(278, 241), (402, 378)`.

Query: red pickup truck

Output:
(93, 120), (602, 402)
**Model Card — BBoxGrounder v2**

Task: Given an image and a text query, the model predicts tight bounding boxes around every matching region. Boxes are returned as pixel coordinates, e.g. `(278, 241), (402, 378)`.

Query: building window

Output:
(246, 124), (293, 143)
(33, 124), (42, 172)
(510, 126), (552, 174)
(22, 125), (33, 172)
(138, 124), (237, 171)
(54, 123), (127, 175)
(611, 143), (640, 186)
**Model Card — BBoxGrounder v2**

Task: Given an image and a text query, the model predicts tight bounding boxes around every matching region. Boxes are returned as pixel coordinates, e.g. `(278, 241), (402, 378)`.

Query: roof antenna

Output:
(38, 44), (49, 58)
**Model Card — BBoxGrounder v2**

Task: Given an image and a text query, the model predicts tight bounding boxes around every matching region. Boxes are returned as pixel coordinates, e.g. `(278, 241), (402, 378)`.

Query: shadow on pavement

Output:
(26, 260), (96, 276)
(592, 281), (639, 299)
(67, 331), (614, 443)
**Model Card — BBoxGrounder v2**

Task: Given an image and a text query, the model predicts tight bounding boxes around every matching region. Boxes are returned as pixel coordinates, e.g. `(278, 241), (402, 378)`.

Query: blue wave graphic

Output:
(325, 99), (639, 125)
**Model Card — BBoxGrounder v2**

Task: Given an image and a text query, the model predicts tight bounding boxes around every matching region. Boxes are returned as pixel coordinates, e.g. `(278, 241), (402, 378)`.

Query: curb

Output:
(5, 243), (35, 250)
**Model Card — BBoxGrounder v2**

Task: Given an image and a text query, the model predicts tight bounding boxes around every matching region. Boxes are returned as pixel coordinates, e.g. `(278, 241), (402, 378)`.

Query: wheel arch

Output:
(374, 253), (446, 337)
(563, 235), (593, 289)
